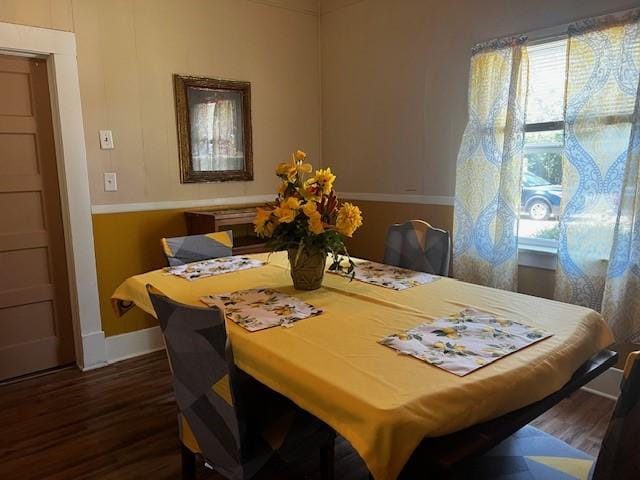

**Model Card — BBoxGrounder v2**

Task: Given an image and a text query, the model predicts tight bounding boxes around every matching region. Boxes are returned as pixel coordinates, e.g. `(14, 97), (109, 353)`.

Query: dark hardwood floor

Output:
(0, 350), (615, 480)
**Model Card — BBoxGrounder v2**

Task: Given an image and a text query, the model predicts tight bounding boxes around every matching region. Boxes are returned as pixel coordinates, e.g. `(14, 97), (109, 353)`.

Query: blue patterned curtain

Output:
(556, 12), (640, 341)
(453, 37), (529, 290)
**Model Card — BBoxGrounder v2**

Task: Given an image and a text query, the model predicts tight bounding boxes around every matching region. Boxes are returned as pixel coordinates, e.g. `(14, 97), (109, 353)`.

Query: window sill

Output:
(518, 243), (558, 270)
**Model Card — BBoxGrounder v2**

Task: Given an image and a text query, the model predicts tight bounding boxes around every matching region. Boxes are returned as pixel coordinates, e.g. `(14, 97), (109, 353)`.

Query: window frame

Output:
(517, 38), (567, 254)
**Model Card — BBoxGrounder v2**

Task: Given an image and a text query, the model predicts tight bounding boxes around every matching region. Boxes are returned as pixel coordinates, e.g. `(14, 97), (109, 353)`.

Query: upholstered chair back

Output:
(148, 286), (334, 480)
(384, 220), (451, 276)
(162, 230), (233, 266)
(593, 351), (640, 479)
(147, 287), (262, 480)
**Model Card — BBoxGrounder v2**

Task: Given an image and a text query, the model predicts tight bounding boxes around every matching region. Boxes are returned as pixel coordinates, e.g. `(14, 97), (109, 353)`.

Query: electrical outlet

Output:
(104, 172), (118, 192)
(99, 130), (114, 150)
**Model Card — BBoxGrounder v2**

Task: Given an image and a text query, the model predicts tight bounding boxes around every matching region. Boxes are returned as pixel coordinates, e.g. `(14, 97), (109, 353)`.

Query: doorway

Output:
(0, 54), (75, 380)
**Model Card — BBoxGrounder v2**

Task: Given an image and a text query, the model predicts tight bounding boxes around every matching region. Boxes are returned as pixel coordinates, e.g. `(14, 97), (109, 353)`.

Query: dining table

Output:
(112, 251), (615, 480)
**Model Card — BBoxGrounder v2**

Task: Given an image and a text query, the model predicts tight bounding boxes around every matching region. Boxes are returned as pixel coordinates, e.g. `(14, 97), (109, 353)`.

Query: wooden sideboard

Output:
(185, 206), (268, 255)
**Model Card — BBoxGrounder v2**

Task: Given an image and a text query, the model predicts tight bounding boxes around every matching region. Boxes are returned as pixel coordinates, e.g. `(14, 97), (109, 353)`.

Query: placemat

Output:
(379, 308), (553, 375)
(330, 260), (440, 290)
(165, 256), (265, 281)
(201, 287), (322, 332)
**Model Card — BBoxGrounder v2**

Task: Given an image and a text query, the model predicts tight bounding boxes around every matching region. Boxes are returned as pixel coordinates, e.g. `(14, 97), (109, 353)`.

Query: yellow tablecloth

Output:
(112, 252), (613, 480)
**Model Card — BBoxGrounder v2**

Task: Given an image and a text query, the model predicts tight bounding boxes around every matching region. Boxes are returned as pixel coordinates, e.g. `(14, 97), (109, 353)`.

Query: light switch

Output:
(104, 172), (118, 192)
(99, 130), (114, 149)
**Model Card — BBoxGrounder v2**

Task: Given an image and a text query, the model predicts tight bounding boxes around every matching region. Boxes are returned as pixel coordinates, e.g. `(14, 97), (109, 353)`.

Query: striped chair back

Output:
(162, 230), (233, 266)
(384, 220), (451, 276)
(593, 351), (640, 479)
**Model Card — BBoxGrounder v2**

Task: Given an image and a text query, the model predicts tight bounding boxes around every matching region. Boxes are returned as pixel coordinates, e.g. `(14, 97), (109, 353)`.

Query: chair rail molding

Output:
(0, 21), (106, 371)
(91, 194), (276, 214)
(339, 192), (455, 206)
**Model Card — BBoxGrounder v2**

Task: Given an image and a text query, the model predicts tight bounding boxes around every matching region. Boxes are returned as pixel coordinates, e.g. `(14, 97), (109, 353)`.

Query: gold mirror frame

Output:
(174, 75), (253, 183)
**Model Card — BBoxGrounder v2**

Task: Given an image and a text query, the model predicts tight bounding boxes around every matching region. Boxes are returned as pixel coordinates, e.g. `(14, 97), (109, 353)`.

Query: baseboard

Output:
(105, 326), (164, 364)
(79, 330), (108, 371)
(581, 367), (623, 401)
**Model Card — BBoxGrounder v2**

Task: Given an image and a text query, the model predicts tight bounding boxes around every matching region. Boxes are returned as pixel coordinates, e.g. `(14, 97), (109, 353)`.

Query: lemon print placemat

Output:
(165, 256), (266, 281)
(330, 260), (440, 290)
(379, 309), (553, 376)
(201, 287), (322, 332)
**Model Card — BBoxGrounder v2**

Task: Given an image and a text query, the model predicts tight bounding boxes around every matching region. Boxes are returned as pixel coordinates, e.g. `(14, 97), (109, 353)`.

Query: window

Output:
(519, 38), (567, 248)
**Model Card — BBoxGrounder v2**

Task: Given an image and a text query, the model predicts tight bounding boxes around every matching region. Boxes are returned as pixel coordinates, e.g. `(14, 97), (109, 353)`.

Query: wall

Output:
(0, 0), (321, 206)
(323, 0), (639, 300)
(0, 0), (322, 336)
(0, 0), (73, 31)
(321, 0), (638, 197)
(76, 0), (321, 206)
(92, 209), (188, 336)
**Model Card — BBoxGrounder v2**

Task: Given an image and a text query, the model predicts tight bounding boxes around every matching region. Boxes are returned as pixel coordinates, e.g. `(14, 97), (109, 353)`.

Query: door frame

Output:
(0, 22), (107, 370)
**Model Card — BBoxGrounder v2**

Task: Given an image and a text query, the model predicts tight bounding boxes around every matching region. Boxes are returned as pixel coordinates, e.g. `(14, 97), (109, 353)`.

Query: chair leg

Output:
(181, 444), (197, 480)
(320, 438), (335, 480)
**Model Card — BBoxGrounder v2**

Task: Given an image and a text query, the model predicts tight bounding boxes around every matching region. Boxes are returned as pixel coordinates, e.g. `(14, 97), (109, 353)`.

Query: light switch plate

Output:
(99, 130), (114, 149)
(104, 172), (118, 192)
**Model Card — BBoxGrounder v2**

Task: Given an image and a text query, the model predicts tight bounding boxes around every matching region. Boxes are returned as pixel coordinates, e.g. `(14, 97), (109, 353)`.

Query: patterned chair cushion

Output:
(384, 220), (451, 276)
(450, 426), (594, 480)
(450, 351), (640, 480)
(162, 230), (233, 266)
(147, 287), (333, 480)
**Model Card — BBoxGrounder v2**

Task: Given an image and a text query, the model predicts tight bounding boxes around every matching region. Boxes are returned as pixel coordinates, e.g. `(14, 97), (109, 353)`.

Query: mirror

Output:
(174, 75), (253, 183)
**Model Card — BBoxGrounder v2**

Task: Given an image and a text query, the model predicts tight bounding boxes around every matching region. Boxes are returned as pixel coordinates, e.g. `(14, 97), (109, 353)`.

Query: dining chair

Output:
(447, 350), (640, 479)
(161, 230), (233, 266)
(146, 286), (335, 480)
(383, 220), (451, 276)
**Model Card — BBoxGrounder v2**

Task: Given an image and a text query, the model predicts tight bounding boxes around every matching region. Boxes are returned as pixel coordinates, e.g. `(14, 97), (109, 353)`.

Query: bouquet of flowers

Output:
(254, 150), (363, 288)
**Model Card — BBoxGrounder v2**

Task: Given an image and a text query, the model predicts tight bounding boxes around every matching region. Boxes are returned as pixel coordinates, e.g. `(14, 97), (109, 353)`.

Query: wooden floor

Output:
(0, 351), (615, 480)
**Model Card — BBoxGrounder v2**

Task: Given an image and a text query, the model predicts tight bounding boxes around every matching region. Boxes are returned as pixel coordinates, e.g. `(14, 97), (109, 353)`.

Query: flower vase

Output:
(287, 248), (326, 290)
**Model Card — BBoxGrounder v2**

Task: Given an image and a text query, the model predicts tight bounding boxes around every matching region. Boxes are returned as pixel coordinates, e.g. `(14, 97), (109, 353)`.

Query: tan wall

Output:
(0, 0), (73, 31)
(77, 0), (322, 206)
(1, 0), (322, 206)
(321, 0), (638, 196)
